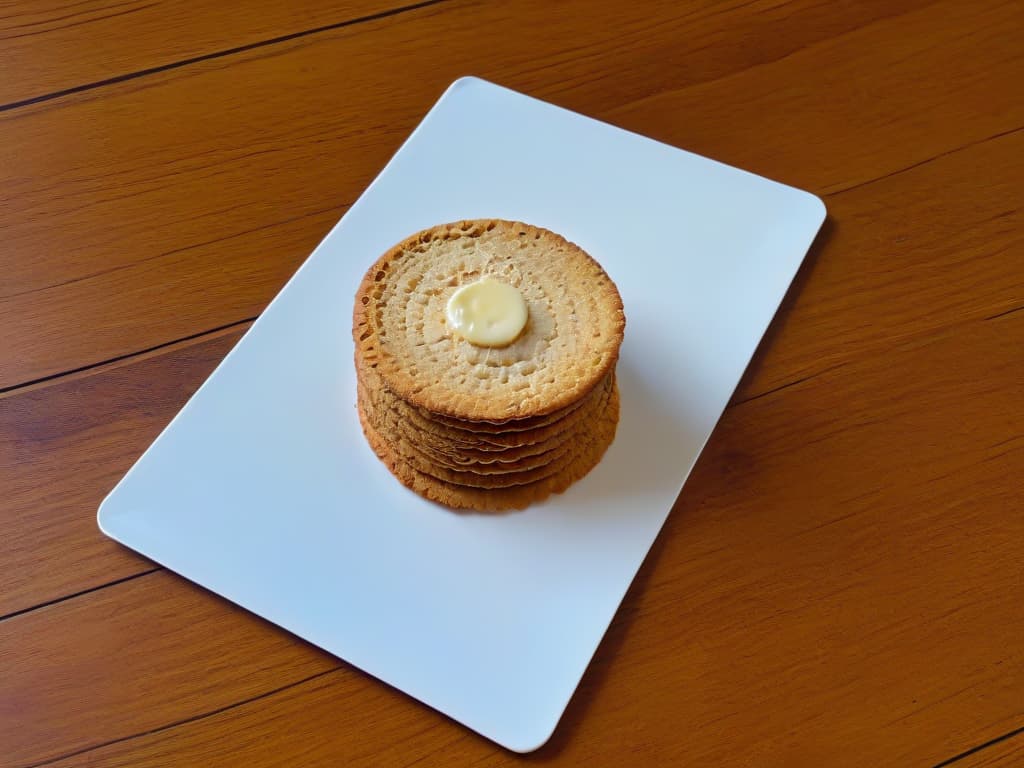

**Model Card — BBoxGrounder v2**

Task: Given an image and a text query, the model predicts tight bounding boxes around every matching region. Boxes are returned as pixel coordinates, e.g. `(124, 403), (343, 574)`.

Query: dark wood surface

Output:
(2, 1), (1021, 765)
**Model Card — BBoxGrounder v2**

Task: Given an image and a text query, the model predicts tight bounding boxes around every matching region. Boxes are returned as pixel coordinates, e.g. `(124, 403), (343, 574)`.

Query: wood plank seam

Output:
(595, 0), (947, 120)
(23, 668), (339, 768)
(732, 361), (848, 406)
(0, 316), (256, 397)
(0, 0), (453, 114)
(932, 725), (1024, 768)
(2, 202), (349, 302)
(828, 124), (1024, 196)
(1, 1), (162, 42)
(985, 305), (1024, 322)
(0, 567), (159, 623)
(18, 622), (1024, 767)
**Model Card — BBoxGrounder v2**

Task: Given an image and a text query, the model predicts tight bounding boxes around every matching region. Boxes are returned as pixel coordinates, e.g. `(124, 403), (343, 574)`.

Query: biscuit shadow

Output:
(556, 358), (702, 517)
(618, 359), (699, 483)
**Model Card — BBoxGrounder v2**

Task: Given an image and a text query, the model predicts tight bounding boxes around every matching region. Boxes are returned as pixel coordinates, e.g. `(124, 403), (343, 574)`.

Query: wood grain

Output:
(0, 571), (336, 767)
(0, 326), (245, 618)
(732, 126), (1024, 402)
(0, 0), (422, 107)
(45, 669), (472, 768)
(4, 0), (1023, 764)
(3, 118), (1019, 619)
(10, 307), (1020, 767)
(8, 0), (1010, 389)
(607, 0), (1024, 196)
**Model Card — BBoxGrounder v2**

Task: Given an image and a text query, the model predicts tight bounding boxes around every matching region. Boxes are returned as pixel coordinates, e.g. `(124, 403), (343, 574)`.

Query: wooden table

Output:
(2, 1), (1022, 765)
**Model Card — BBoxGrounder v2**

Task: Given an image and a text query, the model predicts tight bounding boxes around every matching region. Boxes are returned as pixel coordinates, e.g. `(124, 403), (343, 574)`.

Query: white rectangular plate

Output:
(99, 77), (825, 752)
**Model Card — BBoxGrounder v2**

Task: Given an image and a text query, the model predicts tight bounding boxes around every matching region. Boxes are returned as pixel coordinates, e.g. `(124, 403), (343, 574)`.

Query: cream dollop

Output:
(445, 277), (528, 347)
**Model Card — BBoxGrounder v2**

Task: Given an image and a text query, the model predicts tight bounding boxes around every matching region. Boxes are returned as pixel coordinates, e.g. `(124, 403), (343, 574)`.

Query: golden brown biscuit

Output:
(358, 377), (614, 483)
(357, 382), (620, 511)
(352, 219), (625, 509)
(359, 360), (614, 458)
(359, 357), (613, 452)
(357, 386), (575, 476)
(353, 220), (624, 422)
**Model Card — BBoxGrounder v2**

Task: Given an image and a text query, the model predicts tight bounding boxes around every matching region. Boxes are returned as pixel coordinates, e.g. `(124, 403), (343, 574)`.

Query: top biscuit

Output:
(353, 220), (625, 422)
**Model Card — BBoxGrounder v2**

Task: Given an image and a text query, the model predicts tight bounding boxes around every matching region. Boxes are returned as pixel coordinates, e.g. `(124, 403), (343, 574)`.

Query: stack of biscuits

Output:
(353, 219), (625, 511)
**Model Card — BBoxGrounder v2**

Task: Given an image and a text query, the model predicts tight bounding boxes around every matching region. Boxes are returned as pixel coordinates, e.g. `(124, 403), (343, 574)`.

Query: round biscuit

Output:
(353, 219), (624, 422)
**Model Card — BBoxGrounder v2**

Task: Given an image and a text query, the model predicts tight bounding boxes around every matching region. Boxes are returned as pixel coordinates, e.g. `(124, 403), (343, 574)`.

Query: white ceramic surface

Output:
(99, 77), (826, 752)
